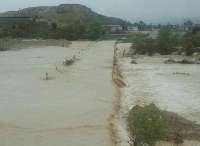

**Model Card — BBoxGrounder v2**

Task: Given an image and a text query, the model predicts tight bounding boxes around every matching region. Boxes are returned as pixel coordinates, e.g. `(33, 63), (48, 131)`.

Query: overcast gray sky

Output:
(0, 0), (199, 23)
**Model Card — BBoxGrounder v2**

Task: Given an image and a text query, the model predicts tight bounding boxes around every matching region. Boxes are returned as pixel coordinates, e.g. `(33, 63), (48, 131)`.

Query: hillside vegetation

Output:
(0, 4), (126, 26)
(0, 4), (128, 40)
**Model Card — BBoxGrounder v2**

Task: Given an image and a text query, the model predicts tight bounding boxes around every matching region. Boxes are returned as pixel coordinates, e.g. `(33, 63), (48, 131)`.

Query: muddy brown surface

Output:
(0, 41), (115, 146)
(0, 39), (70, 50)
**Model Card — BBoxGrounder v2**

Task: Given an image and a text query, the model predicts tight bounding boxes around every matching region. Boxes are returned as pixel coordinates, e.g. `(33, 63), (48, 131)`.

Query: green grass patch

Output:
(128, 104), (168, 146)
(127, 103), (200, 146)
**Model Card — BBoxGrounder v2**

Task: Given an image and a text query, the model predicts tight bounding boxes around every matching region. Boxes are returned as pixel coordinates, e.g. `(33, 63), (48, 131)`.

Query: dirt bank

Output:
(109, 42), (131, 146)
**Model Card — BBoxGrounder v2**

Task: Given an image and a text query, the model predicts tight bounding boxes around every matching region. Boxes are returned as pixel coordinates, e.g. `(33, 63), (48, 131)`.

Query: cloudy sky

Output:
(0, 0), (199, 23)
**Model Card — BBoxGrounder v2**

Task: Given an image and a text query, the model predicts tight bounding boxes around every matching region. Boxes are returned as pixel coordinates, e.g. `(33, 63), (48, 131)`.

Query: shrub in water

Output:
(127, 104), (168, 146)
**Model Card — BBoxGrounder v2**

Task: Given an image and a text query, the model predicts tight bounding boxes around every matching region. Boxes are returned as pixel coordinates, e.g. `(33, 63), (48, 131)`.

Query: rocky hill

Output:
(0, 4), (128, 26)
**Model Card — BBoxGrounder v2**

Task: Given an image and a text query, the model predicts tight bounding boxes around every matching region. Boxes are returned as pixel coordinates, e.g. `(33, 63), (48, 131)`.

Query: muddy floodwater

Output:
(0, 41), (115, 146)
(119, 55), (200, 123)
(117, 43), (200, 146)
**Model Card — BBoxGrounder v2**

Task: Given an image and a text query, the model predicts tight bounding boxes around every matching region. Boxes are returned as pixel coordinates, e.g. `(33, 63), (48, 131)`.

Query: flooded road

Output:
(0, 41), (115, 146)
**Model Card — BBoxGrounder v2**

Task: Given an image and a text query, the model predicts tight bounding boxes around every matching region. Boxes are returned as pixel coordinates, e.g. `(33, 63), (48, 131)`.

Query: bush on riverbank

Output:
(183, 31), (200, 56)
(127, 104), (200, 146)
(130, 28), (181, 56)
(128, 104), (168, 146)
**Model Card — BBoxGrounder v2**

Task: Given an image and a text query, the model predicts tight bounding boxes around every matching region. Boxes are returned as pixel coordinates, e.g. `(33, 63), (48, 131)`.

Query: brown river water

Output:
(0, 41), (116, 146)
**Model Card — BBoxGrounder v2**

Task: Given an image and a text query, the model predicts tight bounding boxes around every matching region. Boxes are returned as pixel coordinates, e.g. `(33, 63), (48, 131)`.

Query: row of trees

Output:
(0, 20), (104, 40)
(133, 20), (195, 31)
(47, 21), (104, 40)
(132, 26), (200, 56)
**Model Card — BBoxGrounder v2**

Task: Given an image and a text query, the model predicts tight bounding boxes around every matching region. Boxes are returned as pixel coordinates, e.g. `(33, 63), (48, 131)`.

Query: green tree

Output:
(134, 21), (146, 31)
(158, 27), (174, 55)
(183, 31), (200, 56)
(51, 22), (57, 29)
(128, 104), (168, 146)
(88, 22), (103, 40)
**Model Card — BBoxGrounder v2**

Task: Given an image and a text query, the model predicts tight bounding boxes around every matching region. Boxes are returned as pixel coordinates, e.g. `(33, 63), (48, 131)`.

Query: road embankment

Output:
(109, 42), (130, 146)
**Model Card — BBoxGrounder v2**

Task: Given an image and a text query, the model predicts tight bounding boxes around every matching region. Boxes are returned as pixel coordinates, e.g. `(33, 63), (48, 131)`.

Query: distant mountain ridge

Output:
(0, 4), (128, 26)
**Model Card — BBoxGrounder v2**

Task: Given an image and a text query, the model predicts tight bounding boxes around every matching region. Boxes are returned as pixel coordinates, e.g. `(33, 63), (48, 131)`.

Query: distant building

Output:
(127, 26), (138, 32)
(103, 24), (123, 33)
